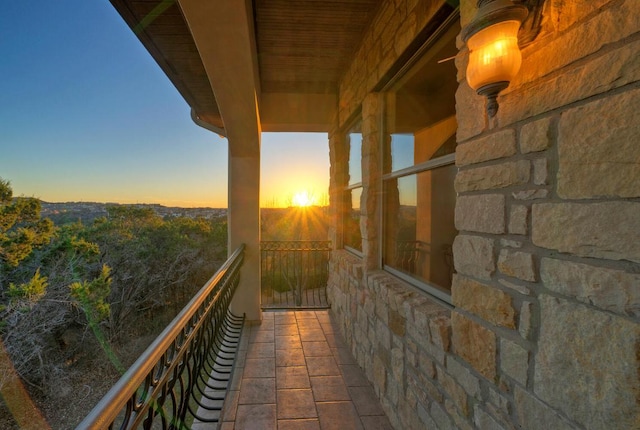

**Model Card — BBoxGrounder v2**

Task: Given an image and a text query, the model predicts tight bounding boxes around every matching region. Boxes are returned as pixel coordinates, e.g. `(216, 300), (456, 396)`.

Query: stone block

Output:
(519, 117), (552, 153)
(558, 87), (640, 199)
(534, 295), (640, 430)
(499, 338), (528, 386)
(438, 367), (470, 417)
(446, 399), (475, 430)
(499, 278), (531, 296)
(452, 312), (497, 381)
(519, 0), (640, 85)
(456, 129), (517, 166)
(540, 258), (640, 318)
(419, 352), (436, 379)
(429, 315), (451, 352)
(431, 400), (454, 430)
(455, 160), (530, 192)
(532, 202), (640, 263)
(452, 235), (496, 280)
(452, 275), (516, 329)
(514, 386), (576, 430)
(547, 0), (616, 33)
(488, 387), (509, 414)
(388, 308), (406, 337)
(455, 194), (506, 234)
(508, 205), (528, 235)
(500, 239), (522, 249)
(473, 405), (506, 430)
(456, 83), (486, 141)
(497, 249), (537, 282)
(500, 34), (640, 125)
(532, 158), (547, 185)
(445, 357), (480, 398)
(391, 347), (404, 384)
(373, 355), (387, 393)
(518, 301), (534, 341)
(512, 189), (548, 200)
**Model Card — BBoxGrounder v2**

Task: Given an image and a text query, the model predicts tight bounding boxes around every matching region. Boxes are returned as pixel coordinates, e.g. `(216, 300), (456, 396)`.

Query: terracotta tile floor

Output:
(219, 310), (393, 430)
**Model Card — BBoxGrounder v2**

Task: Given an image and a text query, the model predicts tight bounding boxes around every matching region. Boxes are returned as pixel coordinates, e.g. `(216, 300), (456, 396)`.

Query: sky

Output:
(0, 1), (330, 208)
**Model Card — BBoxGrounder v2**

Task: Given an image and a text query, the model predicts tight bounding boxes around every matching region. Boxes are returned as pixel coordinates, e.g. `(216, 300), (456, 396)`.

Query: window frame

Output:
(378, 11), (460, 305)
(343, 119), (364, 257)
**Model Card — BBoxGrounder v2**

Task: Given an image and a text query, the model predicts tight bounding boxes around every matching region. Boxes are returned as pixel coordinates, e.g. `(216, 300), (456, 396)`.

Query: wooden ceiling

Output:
(109, 0), (382, 133)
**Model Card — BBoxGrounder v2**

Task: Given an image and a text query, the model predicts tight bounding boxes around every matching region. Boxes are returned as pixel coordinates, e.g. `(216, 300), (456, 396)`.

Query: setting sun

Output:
(292, 191), (315, 207)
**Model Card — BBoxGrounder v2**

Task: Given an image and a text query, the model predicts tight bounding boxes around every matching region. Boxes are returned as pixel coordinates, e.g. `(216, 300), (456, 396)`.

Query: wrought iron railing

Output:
(261, 241), (331, 309)
(395, 240), (428, 273)
(77, 245), (246, 429)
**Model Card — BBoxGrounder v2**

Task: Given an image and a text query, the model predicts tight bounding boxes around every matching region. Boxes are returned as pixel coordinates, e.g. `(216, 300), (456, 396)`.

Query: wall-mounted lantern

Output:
(462, 0), (529, 117)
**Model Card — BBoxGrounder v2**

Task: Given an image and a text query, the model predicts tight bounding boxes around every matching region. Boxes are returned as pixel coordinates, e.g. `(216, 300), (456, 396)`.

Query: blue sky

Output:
(0, 1), (329, 208)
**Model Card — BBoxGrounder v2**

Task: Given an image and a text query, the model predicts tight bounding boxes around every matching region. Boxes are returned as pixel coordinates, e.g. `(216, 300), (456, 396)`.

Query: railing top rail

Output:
(77, 244), (245, 429)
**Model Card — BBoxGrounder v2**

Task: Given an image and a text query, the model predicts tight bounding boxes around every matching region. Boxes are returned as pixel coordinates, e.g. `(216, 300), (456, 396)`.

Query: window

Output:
(344, 121), (362, 253)
(382, 17), (460, 302)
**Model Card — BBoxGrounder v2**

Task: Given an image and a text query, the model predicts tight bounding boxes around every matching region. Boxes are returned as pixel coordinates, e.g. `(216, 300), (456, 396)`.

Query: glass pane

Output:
(383, 164), (457, 292)
(343, 187), (362, 251)
(383, 20), (460, 174)
(348, 128), (362, 185)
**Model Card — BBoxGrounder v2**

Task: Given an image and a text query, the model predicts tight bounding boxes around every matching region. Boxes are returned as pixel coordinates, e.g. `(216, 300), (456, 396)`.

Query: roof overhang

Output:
(109, 0), (383, 136)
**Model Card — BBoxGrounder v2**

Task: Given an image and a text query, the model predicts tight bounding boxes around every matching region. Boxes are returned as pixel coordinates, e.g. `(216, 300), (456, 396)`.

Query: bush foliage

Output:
(0, 178), (227, 427)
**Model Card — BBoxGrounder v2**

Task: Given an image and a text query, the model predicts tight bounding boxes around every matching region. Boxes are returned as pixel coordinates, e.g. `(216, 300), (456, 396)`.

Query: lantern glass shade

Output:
(466, 20), (522, 90)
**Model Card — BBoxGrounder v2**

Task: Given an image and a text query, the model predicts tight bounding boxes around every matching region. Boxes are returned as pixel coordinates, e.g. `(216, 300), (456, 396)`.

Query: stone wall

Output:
(328, 0), (640, 429)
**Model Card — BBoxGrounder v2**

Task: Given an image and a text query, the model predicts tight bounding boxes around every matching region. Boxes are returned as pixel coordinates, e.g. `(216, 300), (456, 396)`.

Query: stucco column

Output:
(228, 149), (261, 322)
(178, 0), (263, 321)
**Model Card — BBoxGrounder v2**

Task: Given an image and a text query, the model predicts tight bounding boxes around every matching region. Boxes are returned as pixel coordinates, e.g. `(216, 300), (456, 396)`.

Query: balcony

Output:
(78, 244), (391, 429)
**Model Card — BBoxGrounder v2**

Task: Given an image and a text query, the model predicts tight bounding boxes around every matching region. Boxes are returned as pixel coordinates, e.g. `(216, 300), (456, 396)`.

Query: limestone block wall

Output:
(452, 0), (639, 428)
(327, 0), (640, 429)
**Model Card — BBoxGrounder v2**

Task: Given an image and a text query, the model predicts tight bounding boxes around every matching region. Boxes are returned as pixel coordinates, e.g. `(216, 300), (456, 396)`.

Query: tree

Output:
(0, 178), (54, 268)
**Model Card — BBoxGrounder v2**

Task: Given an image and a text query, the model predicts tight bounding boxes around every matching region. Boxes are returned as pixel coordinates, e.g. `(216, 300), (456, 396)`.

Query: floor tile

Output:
(299, 329), (326, 341)
(277, 334), (303, 350)
(251, 330), (275, 343)
(310, 376), (350, 401)
(306, 356), (341, 376)
(295, 310), (317, 319)
(235, 404), (276, 430)
(275, 313), (297, 325)
(238, 377), (275, 404)
(302, 341), (333, 357)
(316, 401), (363, 430)
(243, 357), (275, 378)
(276, 348), (306, 366)
(275, 323), (299, 335)
(246, 341), (275, 358)
(277, 365), (311, 389)
(221, 311), (391, 430)
(278, 418), (321, 430)
(277, 389), (318, 419)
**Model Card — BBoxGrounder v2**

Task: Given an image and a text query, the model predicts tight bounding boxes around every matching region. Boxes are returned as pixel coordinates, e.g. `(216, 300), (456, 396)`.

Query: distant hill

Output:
(40, 201), (227, 225)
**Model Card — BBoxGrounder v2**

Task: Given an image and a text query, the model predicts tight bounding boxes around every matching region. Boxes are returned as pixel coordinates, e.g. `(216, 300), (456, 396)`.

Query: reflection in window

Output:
(344, 121), (362, 252)
(382, 16), (460, 297)
(344, 187), (362, 251)
(384, 164), (456, 290)
(348, 128), (362, 186)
